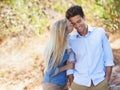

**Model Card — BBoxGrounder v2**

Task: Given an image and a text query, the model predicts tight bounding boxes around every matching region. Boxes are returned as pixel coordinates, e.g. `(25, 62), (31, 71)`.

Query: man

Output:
(66, 5), (114, 90)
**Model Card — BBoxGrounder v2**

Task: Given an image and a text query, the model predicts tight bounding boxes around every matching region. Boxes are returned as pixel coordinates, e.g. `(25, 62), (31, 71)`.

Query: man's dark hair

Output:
(66, 5), (85, 19)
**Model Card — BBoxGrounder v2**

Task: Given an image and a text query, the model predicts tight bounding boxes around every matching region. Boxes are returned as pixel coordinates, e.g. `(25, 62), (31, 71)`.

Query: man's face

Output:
(69, 15), (86, 34)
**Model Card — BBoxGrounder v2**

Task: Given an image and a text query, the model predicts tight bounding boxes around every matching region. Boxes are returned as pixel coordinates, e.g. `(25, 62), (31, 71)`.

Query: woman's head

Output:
(44, 19), (72, 69)
(67, 20), (74, 33)
(50, 19), (68, 44)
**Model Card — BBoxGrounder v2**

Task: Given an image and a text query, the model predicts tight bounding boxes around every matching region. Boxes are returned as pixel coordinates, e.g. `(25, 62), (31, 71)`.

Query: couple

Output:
(42, 5), (114, 90)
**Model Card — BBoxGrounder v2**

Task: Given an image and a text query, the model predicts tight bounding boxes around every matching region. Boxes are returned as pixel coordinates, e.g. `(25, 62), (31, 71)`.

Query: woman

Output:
(42, 19), (75, 90)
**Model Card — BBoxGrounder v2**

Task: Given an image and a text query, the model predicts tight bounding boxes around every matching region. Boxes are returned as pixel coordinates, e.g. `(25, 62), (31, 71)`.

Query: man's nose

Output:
(76, 23), (79, 28)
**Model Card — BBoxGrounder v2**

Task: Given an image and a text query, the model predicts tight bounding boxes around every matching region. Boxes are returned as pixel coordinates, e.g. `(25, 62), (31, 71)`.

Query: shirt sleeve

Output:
(102, 29), (114, 66)
(67, 48), (76, 75)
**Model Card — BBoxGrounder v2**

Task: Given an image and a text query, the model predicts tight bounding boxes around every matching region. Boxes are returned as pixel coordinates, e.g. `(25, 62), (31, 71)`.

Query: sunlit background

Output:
(0, 0), (120, 90)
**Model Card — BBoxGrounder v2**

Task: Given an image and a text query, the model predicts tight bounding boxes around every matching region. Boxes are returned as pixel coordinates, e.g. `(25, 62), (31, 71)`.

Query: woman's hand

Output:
(66, 61), (75, 69)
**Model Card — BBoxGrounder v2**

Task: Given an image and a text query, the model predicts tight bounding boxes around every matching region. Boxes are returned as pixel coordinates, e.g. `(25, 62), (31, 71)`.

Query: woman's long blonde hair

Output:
(44, 19), (68, 69)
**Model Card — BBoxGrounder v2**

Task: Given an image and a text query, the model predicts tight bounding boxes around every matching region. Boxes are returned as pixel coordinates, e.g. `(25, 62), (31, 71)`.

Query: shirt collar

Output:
(75, 25), (94, 38)
(88, 25), (94, 32)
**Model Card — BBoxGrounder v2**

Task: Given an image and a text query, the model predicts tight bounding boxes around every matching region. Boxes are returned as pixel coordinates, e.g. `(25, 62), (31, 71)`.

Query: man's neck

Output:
(79, 25), (88, 36)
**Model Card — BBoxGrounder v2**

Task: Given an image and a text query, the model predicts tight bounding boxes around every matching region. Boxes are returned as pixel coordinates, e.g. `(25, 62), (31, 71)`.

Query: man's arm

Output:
(67, 48), (76, 85)
(102, 29), (114, 82)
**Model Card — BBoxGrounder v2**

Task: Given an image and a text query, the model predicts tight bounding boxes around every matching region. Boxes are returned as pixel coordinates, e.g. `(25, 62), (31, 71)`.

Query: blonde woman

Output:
(42, 19), (75, 90)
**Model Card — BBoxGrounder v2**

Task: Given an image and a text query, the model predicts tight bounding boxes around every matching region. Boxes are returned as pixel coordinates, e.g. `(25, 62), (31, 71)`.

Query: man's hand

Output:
(105, 66), (112, 82)
(67, 74), (74, 86)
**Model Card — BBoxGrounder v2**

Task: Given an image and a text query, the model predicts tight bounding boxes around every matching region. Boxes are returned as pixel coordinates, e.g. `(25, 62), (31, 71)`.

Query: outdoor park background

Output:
(0, 0), (120, 90)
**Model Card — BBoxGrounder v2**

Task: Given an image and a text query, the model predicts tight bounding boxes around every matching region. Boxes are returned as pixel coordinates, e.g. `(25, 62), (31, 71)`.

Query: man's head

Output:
(66, 5), (87, 36)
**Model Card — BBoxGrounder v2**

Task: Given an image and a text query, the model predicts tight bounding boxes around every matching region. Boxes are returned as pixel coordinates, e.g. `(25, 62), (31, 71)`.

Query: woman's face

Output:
(67, 20), (74, 34)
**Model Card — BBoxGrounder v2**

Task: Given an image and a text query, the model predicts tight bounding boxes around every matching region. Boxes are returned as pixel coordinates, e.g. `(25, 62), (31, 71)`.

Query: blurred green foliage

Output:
(0, 0), (48, 40)
(0, 0), (120, 41)
(75, 0), (120, 32)
(95, 0), (120, 32)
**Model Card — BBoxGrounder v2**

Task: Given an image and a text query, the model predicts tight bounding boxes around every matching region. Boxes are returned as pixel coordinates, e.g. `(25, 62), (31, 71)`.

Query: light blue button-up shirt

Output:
(67, 25), (114, 87)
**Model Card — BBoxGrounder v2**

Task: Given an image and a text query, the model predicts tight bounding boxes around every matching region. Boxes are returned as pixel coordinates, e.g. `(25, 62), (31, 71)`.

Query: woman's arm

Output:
(51, 62), (74, 76)
(59, 62), (75, 73)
